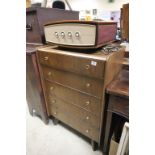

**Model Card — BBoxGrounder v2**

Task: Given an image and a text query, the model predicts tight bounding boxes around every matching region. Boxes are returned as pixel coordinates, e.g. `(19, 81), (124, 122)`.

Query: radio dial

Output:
(61, 32), (65, 38)
(75, 32), (80, 38)
(54, 32), (59, 38)
(68, 32), (72, 38)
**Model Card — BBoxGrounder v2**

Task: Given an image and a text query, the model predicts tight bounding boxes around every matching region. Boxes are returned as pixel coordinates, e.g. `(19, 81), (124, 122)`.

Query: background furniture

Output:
(116, 122), (129, 155)
(37, 45), (124, 150)
(103, 69), (129, 154)
(120, 3), (129, 41)
(26, 7), (79, 44)
(26, 44), (49, 124)
(26, 7), (79, 124)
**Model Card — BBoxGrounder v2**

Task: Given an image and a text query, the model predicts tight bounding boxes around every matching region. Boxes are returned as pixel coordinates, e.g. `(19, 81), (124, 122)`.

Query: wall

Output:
(31, 0), (129, 11)
(69, 0), (129, 11)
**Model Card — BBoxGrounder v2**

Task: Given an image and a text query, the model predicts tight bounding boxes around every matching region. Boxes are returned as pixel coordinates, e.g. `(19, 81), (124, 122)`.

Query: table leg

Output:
(103, 111), (113, 154)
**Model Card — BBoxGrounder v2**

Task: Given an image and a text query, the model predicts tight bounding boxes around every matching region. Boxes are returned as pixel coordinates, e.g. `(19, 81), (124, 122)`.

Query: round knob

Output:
(48, 72), (52, 76)
(54, 32), (59, 38)
(50, 86), (54, 90)
(75, 32), (80, 38)
(86, 83), (91, 87)
(86, 101), (90, 106)
(54, 112), (57, 115)
(52, 100), (56, 103)
(61, 32), (65, 38)
(44, 56), (48, 61)
(85, 129), (89, 133)
(85, 65), (90, 70)
(68, 32), (72, 38)
(86, 116), (89, 120)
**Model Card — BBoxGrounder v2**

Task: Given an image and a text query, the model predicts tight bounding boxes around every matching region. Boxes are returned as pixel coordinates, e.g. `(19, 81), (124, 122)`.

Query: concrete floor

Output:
(26, 110), (103, 155)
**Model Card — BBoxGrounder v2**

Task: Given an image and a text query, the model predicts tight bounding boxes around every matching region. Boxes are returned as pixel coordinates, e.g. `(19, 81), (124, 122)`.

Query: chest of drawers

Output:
(37, 45), (124, 149)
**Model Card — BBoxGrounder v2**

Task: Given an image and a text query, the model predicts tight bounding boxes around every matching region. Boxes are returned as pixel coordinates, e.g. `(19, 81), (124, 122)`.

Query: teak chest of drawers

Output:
(37, 46), (124, 149)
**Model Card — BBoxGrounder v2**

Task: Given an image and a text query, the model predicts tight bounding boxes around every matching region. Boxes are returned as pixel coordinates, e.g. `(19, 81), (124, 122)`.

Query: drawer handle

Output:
(85, 65), (90, 70)
(86, 101), (90, 106)
(50, 86), (54, 91)
(48, 72), (52, 76)
(52, 100), (56, 103)
(86, 116), (90, 120)
(85, 129), (89, 133)
(54, 112), (57, 115)
(86, 83), (91, 87)
(44, 56), (49, 61)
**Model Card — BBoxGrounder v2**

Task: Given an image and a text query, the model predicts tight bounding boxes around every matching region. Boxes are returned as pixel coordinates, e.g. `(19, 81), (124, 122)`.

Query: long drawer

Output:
(43, 66), (103, 98)
(45, 80), (101, 116)
(50, 103), (99, 142)
(38, 50), (105, 79)
(49, 96), (100, 128)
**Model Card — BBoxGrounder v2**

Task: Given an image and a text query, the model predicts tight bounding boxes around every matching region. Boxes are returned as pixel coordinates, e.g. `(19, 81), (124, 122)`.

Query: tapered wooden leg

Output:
(42, 116), (49, 125)
(53, 117), (59, 125)
(91, 140), (98, 151)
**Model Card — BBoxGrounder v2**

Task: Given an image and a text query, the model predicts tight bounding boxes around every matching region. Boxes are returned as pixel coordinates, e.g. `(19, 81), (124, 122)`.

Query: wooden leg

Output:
(53, 117), (59, 125)
(42, 116), (49, 125)
(91, 140), (98, 151)
(103, 111), (113, 154)
(29, 109), (33, 116)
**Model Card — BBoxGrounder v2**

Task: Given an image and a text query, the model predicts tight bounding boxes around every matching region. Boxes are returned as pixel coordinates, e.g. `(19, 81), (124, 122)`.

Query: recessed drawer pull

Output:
(50, 86), (54, 90)
(85, 129), (89, 133)
(86, 116), (90, 120)
(48, 72), (52, 76)
(52, 100), (56, 103)
(86, 83), (91, 87)
(85, 65), (90, 70)
(86, 101), (90, 106)
(44, 56), (49, 61)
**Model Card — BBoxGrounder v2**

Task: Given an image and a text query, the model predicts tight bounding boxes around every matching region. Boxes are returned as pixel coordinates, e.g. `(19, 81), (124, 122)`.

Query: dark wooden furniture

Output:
(44, 20), (117, 49)
(103, 69), (129, 154)
(120, 3), (129, 41)
(37, 45), (124, 150)
(26, 44), (49, 124)
(26, 7), (79, 44)
(26, 7), (79, 123)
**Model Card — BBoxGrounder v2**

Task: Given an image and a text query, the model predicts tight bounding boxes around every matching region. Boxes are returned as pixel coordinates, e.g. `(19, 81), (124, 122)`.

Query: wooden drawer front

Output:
(108, 95), (129, 118)
(49, 96), (100, 128)
(44, 23), (96, 46)
(38, 51), (105, 79)
(50, 104), (99, 142)
(43, 66), (103, 98)
(45, 81), (101, 116)
(26, 13), (42, 43)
